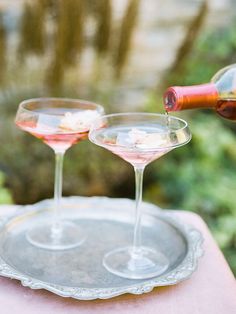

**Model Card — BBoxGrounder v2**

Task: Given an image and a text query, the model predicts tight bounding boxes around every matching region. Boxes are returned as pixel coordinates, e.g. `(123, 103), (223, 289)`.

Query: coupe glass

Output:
(89, 113), (191, 279)
(15, 98), (104, 250)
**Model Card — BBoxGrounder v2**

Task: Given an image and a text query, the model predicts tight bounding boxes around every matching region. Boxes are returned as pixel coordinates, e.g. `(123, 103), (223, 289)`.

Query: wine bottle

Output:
(164, 64), (236, 120)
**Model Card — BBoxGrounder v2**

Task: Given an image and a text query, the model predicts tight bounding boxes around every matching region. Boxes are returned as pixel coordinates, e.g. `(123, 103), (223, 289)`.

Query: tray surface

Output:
(0, 196), (203, 299)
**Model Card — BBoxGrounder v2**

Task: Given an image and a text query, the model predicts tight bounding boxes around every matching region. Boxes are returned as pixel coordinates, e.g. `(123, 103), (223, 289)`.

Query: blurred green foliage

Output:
(167, 20), (236, 86)
(0, 172), (12, 204)
(145, 111), (236, 274)
(147, 20), (236, 274)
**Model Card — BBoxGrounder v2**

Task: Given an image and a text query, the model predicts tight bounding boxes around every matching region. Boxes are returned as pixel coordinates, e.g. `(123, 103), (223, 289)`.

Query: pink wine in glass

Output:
(89, 113), (191, 279)
(15, 98), (104, 250)
(93, 125), (189, 166)
(16, 108), (100, 151)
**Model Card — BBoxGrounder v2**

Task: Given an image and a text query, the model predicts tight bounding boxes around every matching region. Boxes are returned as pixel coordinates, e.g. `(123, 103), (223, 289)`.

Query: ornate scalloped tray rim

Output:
(0, 196), (204, 300)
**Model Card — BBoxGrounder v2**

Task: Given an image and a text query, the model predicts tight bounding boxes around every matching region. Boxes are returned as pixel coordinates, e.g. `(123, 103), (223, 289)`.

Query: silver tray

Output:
(0, 196), (203, 300)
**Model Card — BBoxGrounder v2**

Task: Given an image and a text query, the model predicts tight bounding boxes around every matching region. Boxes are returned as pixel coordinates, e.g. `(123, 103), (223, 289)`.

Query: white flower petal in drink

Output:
(116, 128), (146, 147)
(59, 110), (100, 132)
(128, 128), (147, 143)
(116, 128), (171, 149)
(116, 132), (133, 146)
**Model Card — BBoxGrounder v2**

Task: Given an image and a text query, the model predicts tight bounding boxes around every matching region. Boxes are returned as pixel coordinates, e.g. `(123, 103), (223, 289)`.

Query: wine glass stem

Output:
(52, 151), (65, 238)
(132, 165), (145, 255)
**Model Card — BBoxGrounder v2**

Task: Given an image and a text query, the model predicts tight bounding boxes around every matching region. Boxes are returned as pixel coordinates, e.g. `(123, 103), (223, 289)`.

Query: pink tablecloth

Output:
(0, 206), (235, 314)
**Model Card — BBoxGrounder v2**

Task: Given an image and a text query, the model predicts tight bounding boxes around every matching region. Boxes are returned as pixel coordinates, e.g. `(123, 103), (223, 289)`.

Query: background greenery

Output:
(0, 1), (235, 274)
(151, 19), (236, 273)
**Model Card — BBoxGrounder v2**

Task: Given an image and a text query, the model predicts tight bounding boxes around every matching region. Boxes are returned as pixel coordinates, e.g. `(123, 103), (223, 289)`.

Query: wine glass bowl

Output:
(15, 98), (104, 152)
(89, 113), (191, 279)
(15, 98), (104, 250)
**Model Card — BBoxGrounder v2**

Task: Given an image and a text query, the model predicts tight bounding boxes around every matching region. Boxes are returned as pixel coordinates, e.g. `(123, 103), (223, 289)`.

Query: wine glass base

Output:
(26, 221), (86, 250)
(103, 246), (169, 279)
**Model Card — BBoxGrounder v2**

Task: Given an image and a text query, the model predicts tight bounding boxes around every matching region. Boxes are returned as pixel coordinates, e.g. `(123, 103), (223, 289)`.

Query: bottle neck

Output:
(164, 83), (219, 111)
